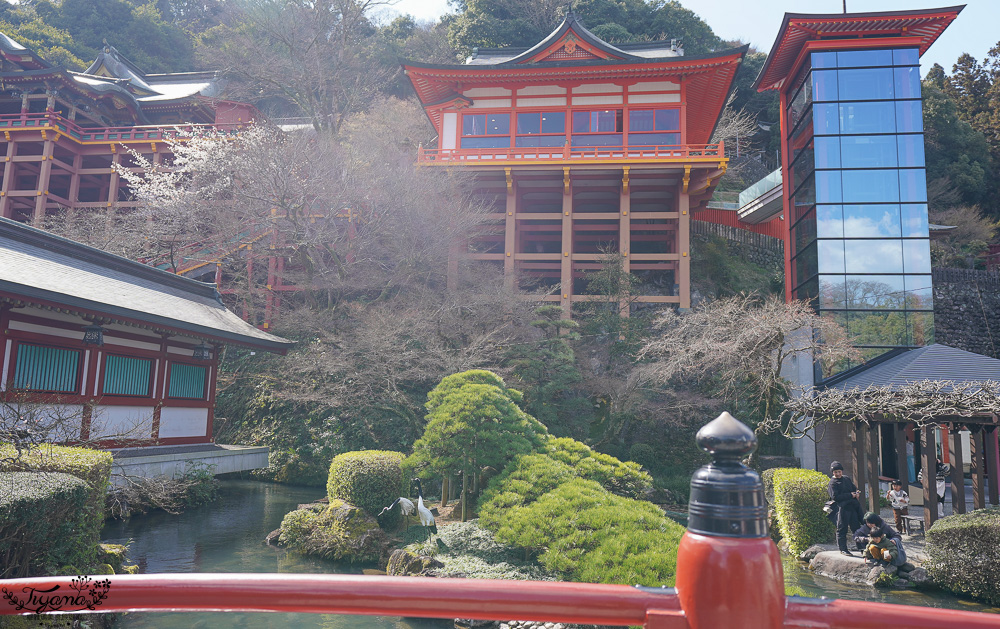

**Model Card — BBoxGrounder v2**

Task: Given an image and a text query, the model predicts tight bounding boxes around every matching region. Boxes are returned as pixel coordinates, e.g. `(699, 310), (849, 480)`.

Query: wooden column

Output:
(865, 422), (880, 514)
(0, 135), (16, 218)
(619, 166), (631, 318)
(678, 189), (691, 309)
(970, 426), (986, 510)
(893, 422), (908, 484)
(67, 152), (82, 208)
(922, 425), (938, 527)
(949, 426), (966, 514)
(987, 426), (1000, 506)
(107, 150), (121, 210)
(32, 135), (55, 225)
(850, 421), (865, 499)
(504, 168), (516, 290)
(560, 167), (573, 319)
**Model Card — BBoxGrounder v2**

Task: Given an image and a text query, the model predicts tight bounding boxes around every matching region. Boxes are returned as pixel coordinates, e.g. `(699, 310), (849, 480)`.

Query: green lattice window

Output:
(168, 363), (206, 399)
(102, 355), (152, 396)
(12, 343), (80, 393)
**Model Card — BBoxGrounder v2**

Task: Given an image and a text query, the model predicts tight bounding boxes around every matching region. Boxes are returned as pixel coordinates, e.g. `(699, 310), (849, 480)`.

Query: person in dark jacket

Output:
(827, 461), (864, 556)
(854, 512), (907, 566)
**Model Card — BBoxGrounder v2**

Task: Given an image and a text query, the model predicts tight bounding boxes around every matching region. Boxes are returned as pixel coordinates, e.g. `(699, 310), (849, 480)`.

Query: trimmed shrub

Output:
(761, 468), (777, 506)
(925, 508), (1000, 605)
(425, 369), (521, 413)
(0, 445), (112, 573)
(327, 450), (406, 529)
(628, 443), (656, 469)
(278, 499), (390, 562)
(771, 468), (834, 555)
(543, 438), (651, 499)
(0, 471), (90, 578)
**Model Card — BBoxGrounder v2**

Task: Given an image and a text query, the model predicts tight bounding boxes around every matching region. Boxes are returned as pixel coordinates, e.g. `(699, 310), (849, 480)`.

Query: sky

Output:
(385, 0), (994, 74)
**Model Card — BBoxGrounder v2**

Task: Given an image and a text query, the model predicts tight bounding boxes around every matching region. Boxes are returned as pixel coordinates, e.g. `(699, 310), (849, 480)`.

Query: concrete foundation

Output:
(109, 444), (269, 486)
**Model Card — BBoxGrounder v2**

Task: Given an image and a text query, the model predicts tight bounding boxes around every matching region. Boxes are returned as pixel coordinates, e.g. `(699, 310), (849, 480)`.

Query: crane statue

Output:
(412, 478), (437, 540)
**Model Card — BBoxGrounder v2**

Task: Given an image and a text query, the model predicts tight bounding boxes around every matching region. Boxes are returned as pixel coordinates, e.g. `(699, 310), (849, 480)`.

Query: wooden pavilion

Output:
(805, 344), (1000, 528)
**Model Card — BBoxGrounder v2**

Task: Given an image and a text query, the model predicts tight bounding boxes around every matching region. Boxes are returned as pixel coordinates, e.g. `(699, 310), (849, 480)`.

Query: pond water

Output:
(100, 480), (999, 627)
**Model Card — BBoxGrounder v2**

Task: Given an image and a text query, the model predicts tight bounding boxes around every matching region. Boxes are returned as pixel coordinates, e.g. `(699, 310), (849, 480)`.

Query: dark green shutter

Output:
(168, 363), (206, 399)
(103, 355), (152, 396)
(13, 344), (80, 392)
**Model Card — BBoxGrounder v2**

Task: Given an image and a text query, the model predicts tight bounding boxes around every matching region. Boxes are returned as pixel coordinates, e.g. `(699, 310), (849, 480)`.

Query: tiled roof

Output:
(824, 344), (1000, 391)
(0, 218), (292, 352)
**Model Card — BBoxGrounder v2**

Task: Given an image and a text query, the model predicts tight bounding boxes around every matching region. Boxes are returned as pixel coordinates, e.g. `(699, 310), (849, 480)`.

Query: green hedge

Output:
(925, 508), (1000, 605)
(0, 471), (90, 578)
(0, 445), (112, 574)
(327, 450), (406, 529)
(771, 467), (834, 555)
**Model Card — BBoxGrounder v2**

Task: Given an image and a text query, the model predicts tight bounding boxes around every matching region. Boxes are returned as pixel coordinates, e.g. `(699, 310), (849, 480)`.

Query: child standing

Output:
(885, 479), (910, 532)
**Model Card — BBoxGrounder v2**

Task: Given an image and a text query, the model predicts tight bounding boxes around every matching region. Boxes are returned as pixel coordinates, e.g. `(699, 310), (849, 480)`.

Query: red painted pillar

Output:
(675, 412), (784, 629)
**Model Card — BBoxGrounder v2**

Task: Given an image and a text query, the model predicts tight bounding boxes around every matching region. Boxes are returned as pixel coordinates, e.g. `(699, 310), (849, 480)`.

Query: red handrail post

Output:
(675, 412), (784, 629)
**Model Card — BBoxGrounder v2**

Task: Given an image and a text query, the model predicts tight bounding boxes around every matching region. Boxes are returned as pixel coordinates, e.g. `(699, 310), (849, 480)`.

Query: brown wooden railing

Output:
(417, 142), (725, 163)
(0, 113), (243, 144)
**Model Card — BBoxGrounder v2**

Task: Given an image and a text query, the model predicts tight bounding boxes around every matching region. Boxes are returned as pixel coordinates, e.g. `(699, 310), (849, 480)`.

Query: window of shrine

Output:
(628, 108), (680, 146)
(571, 109), (622, 147)
(460, 113), (511, 148)
(515, 112), (566, 147)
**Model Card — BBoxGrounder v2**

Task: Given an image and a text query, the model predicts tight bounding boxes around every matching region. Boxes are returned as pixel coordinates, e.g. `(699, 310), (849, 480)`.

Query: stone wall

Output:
(691, 220), (783, 271)
(932, 268), (1000, 359)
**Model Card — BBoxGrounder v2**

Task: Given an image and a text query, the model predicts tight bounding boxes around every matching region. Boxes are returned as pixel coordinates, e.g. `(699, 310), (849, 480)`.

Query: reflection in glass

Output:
(816, 205), (843, 238)
(795, 276), (819, 304)
(902, 239), (932, 273)
(843, 239), (903, 273)
(843, 204), (901, 237)
(815, 170), (842, 203)
(841, 136), (897, 168)
(899, 169), (928, 202)
(840, 102), (895, 134)
(895, 100), (923, 132)
(904, 275), (933, 310)
(838, 68), (894, 101)
(901, 204), (929, 237)
(793, 207), (816, 258)
(896, 135), (925, 167)
(893, 48), (919, 66)
(894, 67), (921, 99)
(812, 51), (837, 68)
(791, 173), (815, 206)
(813, 103), (838, 135)
(844, 275), (905, 309)
(907, 312), (935, 346)
(814, 136), (840, 167)
(819, 275), (846, 309)
(818, 240), (846, 273)
(838, 49), (893, 68)
(849, 311), (907, 346)
(841, 170), (899, 203)
(794, 242), (817, 288)
(791, 152), (815, 192)
(813, 70), (839, 101)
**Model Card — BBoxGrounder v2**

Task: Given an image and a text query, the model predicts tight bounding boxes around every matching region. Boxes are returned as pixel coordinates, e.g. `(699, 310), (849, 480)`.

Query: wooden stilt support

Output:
(970, 426), (985, 510)
(504, 168), (516, 291)
(987, 426), (1000, 507)
(949, 426), (966, 514)
(865, 422), (879, 514)
(560, 167), (572, 320)
(850, 421), (864, 502)
(922, 425), (938, 527)
(677, 190), (690, 309)
(893, 422), (908, 484)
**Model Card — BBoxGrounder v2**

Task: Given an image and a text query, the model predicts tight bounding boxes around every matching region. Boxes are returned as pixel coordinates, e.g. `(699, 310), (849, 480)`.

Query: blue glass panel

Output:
(813, 103), (839, 135)
(815, 170), (842, 203)
(895, 100), (923, 132)
(629, 109), (654, 131)
(655, 109), (680, 130)
(843, 204), (901, 237)
(838, 49), (893, 68)
(894, 67), (922, 99)
(838, 68), (894, 100)
(812, 70), (839, 101)
(13, 344), (80, 393)
(904, 275), (934, 310)
(819, 275), (846, 308)
(792, 207), (816, 258)
(902, 239), (932, 273)
(461, 136), (510, 149)
(845, 275), (905, 309)
(841, 170), (899, 203)
(900, 204), (929, 237)
(898, 169), (928, 202)
(515, 135), (566, 147)
(896, 135), (925, 167)
(572, 111), (590, 133)
(487, 113), (509, 135)
(841, 136), (897, 168)
(814, 136), (840, 167)
(840, 102), (895, 134)
(791, 153), (814, 193)
(844, 239), (903, 273)
(816, 205), (843, 237)
(462, 114), (485, 135)
(517, 112), (540, 134)
(628, 132), (680, 146)
(168, 363), (207, 399)
(907, 312), (934, 346)
(818, 239), (846, 273)
(893, 48), (919, 66)
(791, 174), (815, 206)
(541, 112), (564, 134)
(570, 134), (622, 147)
(812, 51), (837, 68)
(849, 311), (908, 346)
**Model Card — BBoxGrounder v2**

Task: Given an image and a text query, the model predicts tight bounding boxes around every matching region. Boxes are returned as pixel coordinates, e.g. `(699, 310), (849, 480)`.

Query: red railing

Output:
(417, 142), (725, 163)
(0, 113), (244, 143)
(0, 573), (996, 628)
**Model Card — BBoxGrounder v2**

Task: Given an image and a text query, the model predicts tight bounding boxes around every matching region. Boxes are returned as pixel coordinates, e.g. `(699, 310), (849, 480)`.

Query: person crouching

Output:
(863, 531), (898, 566)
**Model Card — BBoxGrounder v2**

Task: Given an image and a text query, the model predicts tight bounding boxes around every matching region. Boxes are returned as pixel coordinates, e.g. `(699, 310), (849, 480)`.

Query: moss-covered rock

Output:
(385, 548), (444, 576)
(278, 499), (390, 562)
(97, 543), (138, 575)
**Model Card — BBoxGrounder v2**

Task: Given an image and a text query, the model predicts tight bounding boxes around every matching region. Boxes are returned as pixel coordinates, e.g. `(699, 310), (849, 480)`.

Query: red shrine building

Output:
(404, 13), (748, 316)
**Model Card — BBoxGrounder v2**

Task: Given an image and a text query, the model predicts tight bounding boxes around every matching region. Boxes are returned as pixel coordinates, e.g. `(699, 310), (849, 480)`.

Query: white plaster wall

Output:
(516, 97), (567, 107)
(631, 81), (680, 92)
(572, 95), (623, 106)
(158, 407), (209, 438)
(442, 112), (457, 149)
(103, 336), (159, 352)
(91, 405), (155, 440)
(8, 320), (82, 341)
(463, 87), (512, 98)
(628, 93), (681, 104)
(15, 404), (86, 441)
(519, 85), (566, 95)
(573, 83), (622, 94)
(468, 98), (512, 108)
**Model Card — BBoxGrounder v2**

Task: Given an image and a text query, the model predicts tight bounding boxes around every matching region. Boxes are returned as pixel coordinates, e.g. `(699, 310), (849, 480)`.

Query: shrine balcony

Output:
(417, 142), (725, 166)
(0, 112), (244, 145)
